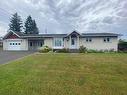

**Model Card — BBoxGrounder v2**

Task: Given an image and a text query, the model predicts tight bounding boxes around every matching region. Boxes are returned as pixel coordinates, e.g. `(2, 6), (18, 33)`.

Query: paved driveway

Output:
(0, 49), (35, 64)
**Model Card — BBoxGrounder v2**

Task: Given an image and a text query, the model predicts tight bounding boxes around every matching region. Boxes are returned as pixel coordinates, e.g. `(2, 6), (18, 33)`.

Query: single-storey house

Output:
(3, 31), (120, 51)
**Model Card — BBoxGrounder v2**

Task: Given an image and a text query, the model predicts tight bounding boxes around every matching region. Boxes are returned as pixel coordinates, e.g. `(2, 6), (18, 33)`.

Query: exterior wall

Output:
(79, 37), (118, 51)
(64, 38), (69, 49)
(3, 36), (119, 51)
(20, 39), (28, 50)
(3, 40), (8, 50)
(3, 39), (28, 51)
(44, 38), (53, 48)
(45, 37), (118, 51)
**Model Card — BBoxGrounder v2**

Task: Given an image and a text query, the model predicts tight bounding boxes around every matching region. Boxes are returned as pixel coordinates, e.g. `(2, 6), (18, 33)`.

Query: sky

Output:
(0, 0), (127, 39)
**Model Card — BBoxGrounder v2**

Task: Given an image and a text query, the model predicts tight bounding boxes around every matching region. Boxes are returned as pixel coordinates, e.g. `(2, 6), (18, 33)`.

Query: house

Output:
(3, 31), (120, 51)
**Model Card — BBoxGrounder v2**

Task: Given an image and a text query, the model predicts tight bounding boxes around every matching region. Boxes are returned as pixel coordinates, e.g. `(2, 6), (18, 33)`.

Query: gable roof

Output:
(3, 31), (21, 39)
(3, 31), (120, 39)
(67, 31), (81, 36)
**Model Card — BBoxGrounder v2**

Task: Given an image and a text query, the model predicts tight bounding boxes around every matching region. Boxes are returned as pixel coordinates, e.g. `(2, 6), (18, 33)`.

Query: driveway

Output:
(0, 49), (35, 64)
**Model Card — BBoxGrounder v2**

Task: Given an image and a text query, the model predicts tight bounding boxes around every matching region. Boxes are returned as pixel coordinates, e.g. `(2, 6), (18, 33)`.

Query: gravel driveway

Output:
(0, 49), (35, 64)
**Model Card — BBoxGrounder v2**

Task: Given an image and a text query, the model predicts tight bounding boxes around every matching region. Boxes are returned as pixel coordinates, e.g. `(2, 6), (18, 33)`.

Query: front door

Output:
(71, 38), (77, 49)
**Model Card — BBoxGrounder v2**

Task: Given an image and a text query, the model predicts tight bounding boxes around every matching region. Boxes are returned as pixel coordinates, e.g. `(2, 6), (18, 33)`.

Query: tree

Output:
(24, 15), (33, 34)
(9, 13), (23, 32)
(32, 20), (39, 34)
(24, 15), (39, 34)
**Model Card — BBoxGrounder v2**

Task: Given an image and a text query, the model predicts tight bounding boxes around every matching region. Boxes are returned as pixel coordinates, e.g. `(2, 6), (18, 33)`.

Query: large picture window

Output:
(54, 38), (63, 47)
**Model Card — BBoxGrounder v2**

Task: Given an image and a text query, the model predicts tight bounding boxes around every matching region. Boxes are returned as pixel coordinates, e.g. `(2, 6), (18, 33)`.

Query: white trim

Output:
(11, 31), (20, 37)
(53, 38), (64, 49)
(67, 31), (81, 36)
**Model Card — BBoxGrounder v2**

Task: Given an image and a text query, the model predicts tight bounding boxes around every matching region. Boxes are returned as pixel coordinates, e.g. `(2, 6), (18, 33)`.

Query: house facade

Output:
(3, 31), (119, 51)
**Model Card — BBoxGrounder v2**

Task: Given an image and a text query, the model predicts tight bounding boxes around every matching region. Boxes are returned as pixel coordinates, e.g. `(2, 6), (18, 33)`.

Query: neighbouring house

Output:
(3, 31), (120, 51)
(118, 41), (127, 51)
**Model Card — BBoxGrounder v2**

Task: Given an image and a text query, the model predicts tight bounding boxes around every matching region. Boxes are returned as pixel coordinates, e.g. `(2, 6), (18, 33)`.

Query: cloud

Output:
(0, 0), (127, 39)
(0, 25), (7, 37)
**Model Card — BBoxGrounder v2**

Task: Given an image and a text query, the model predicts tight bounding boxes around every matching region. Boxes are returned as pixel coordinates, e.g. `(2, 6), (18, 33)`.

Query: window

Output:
(10, 43), (12, 45)
(86, 38), (92, 42)
(18, 43), (21, 45)
(30, 42), (32, 46)
(40, 40), (44, 47)
(15, 43), (17, 45)
(54, 38), (63, 47)
(13, 43), (15, 45)
(40, 42), (43, 47)
(104, 38), (111, 42)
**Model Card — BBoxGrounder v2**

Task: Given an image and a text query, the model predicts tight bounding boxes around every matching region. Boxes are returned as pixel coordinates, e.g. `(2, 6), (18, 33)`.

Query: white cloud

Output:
(0, 0), (127, 38)
(0, 26), (7, 37)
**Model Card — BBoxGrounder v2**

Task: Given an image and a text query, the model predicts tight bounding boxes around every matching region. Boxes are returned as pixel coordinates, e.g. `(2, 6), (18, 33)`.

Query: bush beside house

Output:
(38, 46), (52, 53)
(38, 45), (117, 53)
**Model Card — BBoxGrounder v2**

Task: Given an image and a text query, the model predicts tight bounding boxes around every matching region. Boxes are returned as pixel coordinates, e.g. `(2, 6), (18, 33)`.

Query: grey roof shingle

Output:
(13, 31), (120, 38)
(81, 33), (120, 37)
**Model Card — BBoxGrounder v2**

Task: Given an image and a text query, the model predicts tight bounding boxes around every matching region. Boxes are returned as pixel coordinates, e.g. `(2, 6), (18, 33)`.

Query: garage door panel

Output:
(8, 40), (21, 50)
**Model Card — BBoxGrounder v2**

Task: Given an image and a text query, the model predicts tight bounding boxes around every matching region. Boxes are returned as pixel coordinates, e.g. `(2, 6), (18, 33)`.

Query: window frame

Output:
(54, 38), (63, 48)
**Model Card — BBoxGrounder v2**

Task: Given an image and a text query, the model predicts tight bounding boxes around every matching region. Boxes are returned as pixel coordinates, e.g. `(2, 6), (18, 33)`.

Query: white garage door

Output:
(8, 41), (21, 50)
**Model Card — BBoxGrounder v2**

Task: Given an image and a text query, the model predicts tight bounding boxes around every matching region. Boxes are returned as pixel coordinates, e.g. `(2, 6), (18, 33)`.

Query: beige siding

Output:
(3, 39), (28, 51)
(79, 37), (118, 51)
(48, 37), (118, 51)
(44, 38), (53, 48)
(64, 38), (69, 48)
(20, 39), (28, 50)
(3, 37), (118, 51)
(3, 40), (8, 50)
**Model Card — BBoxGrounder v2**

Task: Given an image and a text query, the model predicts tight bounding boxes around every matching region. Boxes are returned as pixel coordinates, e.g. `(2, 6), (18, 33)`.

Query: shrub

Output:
(38, 46), (52, 53)
(118, 50), (127, 53)
(87, 49), (106, 53)
(79, 45), (87, 53)
(87, 49), (98, 53)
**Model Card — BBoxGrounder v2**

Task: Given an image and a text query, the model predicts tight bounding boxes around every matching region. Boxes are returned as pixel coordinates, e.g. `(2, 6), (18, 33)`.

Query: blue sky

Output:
(0, 0), (127, 39)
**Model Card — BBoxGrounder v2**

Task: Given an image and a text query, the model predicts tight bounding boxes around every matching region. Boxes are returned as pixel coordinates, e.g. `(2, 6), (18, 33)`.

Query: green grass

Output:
(0, 53), (127, 95)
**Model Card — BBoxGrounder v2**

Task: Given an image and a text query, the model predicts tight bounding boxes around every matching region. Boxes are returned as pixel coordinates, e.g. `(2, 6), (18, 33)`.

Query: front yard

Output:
(0, 53), (127, 95)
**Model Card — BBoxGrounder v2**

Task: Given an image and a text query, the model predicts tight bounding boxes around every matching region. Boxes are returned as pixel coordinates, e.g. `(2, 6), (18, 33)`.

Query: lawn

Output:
(0, 53), (127, 95)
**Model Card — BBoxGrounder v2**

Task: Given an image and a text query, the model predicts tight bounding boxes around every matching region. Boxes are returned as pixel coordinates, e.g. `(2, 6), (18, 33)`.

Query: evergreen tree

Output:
(24, 15), (33, 34)
(9, 13), (23, 32)
(32, 20), (39, 34)
(24, 15), (39, 34)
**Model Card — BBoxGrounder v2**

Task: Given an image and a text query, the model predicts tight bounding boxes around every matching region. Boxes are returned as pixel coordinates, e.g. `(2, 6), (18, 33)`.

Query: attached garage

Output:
(3, 39), (28, 51)
(7, 39), (21, 50)
(3, 31), (28, 51)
